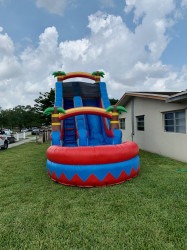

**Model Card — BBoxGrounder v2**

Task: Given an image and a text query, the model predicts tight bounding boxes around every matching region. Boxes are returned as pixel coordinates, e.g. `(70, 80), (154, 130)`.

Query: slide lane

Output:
(83, 98), (111, 146)
(73, 96), (88, 146)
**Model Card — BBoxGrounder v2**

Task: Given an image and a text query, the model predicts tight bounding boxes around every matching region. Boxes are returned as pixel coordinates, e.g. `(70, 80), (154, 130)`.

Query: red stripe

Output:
(46, 141), (139, 165)
(58, 72), (98, 81)
(48, 167), (140, 187)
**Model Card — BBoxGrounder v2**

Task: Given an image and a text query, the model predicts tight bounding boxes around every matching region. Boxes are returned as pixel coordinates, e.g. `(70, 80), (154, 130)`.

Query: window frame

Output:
(163, 110), (186, 134)
(119, 118), (125, 130)
(136, 115), (145, 131)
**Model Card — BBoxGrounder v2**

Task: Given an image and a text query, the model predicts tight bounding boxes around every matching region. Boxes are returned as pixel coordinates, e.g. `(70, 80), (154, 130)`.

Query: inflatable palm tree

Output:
(91, 71), (105, 82)
(52, 71), (66, 78)
(44, 107), (65, 132)
(106, 105), (127, 129)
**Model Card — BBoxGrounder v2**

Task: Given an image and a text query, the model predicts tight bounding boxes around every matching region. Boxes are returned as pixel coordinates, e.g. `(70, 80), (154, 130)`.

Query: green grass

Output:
(0, 143), (187, 250)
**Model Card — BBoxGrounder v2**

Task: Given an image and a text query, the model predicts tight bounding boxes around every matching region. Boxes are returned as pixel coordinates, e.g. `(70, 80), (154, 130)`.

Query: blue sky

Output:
(0, 0), (187, 108)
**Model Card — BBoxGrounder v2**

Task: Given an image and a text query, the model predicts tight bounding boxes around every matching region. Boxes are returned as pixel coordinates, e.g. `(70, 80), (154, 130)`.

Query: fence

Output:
(15, 131), (51, 143)
(15, 131), (32, 141)
(36, 131), (51, 144)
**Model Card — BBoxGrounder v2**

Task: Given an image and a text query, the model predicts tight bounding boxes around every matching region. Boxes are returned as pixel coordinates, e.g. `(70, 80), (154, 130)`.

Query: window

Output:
(136, 115), (144, 131)
(164, 110), (186, 133)
(119, 118), (125, 129)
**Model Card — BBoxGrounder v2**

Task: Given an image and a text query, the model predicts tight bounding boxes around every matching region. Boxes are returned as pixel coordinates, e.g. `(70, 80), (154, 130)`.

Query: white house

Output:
(117, 90), (187, 163)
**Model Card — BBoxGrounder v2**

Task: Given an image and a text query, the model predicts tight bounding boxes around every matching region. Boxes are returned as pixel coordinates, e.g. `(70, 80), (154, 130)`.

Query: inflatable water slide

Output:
(44, 71), (140, 187)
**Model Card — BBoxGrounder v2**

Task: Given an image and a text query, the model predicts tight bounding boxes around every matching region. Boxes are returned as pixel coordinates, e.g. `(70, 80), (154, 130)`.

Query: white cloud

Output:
(0, 29), (15, 57)
(125, 0), (176, 23)
(57, 9), (173, 90)
(0, 29), (21, 83)
(0, 27), (60, 108)
(35, 0), (69, 15)
(1, 0), (187, 109)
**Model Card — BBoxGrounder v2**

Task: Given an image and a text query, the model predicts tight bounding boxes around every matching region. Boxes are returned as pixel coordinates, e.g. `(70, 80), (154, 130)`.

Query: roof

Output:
(166, 90), (187, 104)
(117, 91), (187, 106)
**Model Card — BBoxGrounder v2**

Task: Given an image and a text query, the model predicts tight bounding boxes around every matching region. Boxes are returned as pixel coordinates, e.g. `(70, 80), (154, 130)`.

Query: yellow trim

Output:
(110, 121), (119, 124)
(112, 112), (119, 116)
(59, 106), (112, 120)
(59, 107), (109, 116)
(66, 107), (105, 113)
(52, 122), (61, 125)
(52, 114), (59, 117)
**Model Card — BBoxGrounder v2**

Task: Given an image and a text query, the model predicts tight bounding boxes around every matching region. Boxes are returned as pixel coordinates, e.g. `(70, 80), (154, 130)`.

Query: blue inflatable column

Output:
(100, 81), (122, 145)
(55, 82), (63, 107)
(52, 82), (63, 146)
(99, 82), (111, 109)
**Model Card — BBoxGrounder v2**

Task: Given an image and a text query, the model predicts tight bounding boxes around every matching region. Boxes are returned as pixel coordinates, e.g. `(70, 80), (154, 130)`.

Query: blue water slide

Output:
(73, 96), (88, 146)
(83, 99), (112, 146)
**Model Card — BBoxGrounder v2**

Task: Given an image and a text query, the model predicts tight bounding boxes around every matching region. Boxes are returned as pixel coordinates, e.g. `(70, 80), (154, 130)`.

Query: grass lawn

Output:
(0, 142), (187, 250)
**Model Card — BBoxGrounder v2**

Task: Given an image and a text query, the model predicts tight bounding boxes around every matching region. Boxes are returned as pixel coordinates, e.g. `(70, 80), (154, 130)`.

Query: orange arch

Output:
(59, 107), (112, 120)
(57, 72), (100, 82)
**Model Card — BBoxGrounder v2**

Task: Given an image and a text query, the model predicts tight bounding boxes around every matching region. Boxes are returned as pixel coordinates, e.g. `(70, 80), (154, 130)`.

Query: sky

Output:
(1, 0), (187, 109)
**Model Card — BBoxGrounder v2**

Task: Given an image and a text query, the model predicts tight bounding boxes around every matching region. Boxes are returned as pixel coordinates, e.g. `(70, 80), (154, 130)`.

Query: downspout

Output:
(131, 97), (134, 141)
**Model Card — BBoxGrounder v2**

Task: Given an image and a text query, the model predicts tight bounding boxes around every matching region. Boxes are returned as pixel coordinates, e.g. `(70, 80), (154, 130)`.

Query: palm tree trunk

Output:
(110, 106), (119, 129)
(51, 107), (61, 132)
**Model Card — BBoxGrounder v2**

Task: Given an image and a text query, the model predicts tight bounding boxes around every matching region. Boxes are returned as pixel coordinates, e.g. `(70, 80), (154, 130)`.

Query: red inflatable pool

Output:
(46, 142), (140, 187)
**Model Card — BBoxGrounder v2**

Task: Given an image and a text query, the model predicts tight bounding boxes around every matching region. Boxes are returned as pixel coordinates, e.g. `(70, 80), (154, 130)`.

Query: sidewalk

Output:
(8, 136), (36, 148)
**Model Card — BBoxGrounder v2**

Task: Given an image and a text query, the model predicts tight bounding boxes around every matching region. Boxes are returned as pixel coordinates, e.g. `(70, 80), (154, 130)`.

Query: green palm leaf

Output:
(57, 107), (66, 114)
(116, 106), (127, 113)
(44, 107), (54, 116)
(106, 106), (114, 112)
(52, 71), (66, 78)
(99, 71), (105, 78)
(44, 107), (66, 116)
(91, 71), (105, 78)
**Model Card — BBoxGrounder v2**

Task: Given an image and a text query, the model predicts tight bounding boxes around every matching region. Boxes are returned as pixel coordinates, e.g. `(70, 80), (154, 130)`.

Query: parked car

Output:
(6, 134), (16, 144)
(31, 127), (40, 135)
(0, 131), (8, 149)
(4, 129), (13, 134)
(21, 128), (28, 132)
(4, 130), (16, 144)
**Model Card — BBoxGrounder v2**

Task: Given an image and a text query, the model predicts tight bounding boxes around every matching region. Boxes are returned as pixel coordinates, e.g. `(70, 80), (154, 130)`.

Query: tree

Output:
(109, 98), (119, 105)
(0, 105), (42, 131)
(12, 105), (41, 130)
(34, 88), (55, 125)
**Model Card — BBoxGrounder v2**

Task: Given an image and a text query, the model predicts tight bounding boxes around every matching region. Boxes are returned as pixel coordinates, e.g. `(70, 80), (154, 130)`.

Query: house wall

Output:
(120, 97), (187, 162)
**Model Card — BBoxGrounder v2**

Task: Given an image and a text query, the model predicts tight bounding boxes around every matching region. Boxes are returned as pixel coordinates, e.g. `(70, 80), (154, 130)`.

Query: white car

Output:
(4, 129), (13, 135)
(0, 134), (8, 150)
